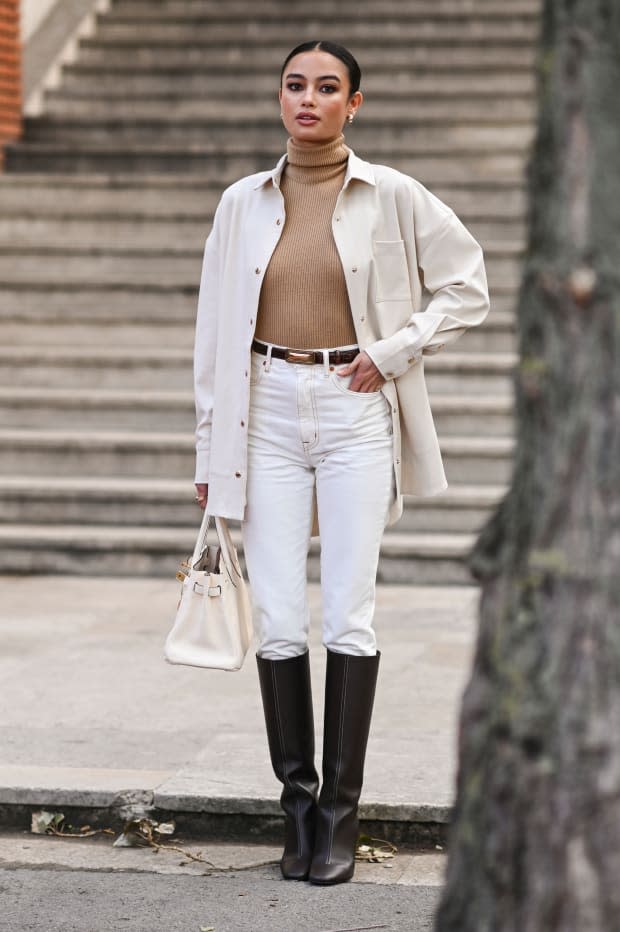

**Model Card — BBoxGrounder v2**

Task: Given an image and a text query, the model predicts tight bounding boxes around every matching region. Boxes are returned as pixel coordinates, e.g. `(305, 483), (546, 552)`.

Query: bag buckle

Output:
(284, 349), (315, 365)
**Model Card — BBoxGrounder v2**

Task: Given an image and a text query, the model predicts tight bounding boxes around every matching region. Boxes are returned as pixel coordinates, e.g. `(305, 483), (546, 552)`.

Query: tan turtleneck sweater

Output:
(254, 134), (358, 349)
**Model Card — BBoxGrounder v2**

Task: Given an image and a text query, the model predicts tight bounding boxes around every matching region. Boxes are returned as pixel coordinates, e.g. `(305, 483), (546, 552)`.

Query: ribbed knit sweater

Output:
(254, 134), (358, 349)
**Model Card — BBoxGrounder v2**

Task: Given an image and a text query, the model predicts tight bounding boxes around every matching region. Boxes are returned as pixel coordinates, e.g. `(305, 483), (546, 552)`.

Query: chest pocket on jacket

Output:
(372, 239), (412, 303)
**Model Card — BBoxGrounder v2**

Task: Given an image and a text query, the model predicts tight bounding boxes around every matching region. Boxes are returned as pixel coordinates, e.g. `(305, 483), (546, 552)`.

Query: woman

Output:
(193, 40), (489, 885)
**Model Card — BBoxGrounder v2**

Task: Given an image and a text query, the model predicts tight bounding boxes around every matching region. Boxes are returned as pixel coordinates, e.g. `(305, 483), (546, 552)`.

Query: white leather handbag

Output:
(164, 511), (253, 671)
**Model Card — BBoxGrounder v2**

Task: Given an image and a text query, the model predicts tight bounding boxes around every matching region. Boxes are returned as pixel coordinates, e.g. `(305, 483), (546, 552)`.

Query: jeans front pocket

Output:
(329, 369), (383, 398)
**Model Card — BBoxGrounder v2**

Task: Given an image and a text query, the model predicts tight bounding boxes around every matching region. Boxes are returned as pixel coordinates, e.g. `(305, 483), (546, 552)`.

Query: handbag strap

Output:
(191, 508), (213, 566)
(214, 516), (243, 579)
(191, 511), (242, 579)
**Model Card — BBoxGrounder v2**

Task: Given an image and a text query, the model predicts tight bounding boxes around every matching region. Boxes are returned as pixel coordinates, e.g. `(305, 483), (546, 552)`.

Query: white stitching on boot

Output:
(326, 655), (349, 864)
(270, 664), (303, 858)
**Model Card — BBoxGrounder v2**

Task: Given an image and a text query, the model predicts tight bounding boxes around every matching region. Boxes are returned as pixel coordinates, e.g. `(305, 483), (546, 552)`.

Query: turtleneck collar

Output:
(284, 134), (349, 184)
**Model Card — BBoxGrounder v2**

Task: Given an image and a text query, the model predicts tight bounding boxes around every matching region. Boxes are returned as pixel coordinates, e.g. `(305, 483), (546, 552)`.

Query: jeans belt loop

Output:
(265, 342), (273, 372)
(321, 349), (330, 376)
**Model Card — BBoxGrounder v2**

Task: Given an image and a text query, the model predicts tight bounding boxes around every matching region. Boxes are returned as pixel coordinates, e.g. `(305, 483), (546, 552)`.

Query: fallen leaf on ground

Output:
(31, 810), (107, 838)
(355, 835), (397, 863)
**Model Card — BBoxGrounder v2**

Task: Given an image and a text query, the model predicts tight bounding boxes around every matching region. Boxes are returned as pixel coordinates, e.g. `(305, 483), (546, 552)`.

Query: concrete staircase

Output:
(0, 0), (539, 583)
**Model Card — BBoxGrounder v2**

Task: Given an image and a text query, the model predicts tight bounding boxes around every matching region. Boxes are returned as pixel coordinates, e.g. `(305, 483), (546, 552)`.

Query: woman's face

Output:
(279, 49), (362, 147)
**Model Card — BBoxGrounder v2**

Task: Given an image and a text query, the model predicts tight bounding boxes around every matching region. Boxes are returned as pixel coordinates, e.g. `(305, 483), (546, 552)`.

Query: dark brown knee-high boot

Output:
(309, 648), (380, 886)
(256, 651), (319, 880)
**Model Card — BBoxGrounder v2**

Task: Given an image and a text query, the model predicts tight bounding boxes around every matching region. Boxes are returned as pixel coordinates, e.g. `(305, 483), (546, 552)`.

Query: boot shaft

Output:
(320, 649), (380, 804)
(256, 650), (318, 795)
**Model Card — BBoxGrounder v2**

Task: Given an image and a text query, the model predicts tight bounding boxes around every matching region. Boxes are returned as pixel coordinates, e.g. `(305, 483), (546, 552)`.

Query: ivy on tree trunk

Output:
(435, 2), (620, 930)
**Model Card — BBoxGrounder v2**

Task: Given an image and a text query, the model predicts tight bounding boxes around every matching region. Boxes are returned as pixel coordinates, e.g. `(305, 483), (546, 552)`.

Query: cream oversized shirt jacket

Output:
(194, 147), (490, 526)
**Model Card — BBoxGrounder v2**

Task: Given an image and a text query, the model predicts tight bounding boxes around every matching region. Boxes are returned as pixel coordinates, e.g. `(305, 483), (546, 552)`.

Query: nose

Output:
(301, 87), (316, 108)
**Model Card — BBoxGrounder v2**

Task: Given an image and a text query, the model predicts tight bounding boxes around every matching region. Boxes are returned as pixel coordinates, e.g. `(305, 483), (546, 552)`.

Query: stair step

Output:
(398, 485), (506, 534)
(56, 67), (536, 98)
(0, 429), (198, 478)
(0, 429), (514, 483)
(0, 218), (210, 251)
(108, 0), (542, 21)
(1, 322), (517, 354)
(0, 253), (522, 297)
(4, 146), (527, 181)
(441, 436), (513, 483)
(1, 319), (194, 350)
(91, 21), (539, 44)
(0, 300), (517, 352)
(0, 239), (523, 257)
(0, 252), (204, 290)
(0, 475), (505, 534)
(0, 386), (514, 435)
(0, 477), (191, 526)
(0, 282), (519, 310)
(0, 346), (194, 390)
(22, 118), (533, 151)
(1, 287), (198, 319)
(424, 352), (518, 394)
(377, 532), (479, 584)
(0, 521), (479, 584)
(0, 284), (517, 321)
(0, 176), (527, 219)
(428, 374), (513, 395)
(446, 315), (517, 352)
(0, 345), (518, 391)
(41, 95), (535, 123)
(75, 44), (537, 71)
(0, 215), (524, 251)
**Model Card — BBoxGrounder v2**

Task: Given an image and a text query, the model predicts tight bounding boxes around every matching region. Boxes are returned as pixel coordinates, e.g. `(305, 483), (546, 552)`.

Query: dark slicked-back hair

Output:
(280, 41), (362, 97)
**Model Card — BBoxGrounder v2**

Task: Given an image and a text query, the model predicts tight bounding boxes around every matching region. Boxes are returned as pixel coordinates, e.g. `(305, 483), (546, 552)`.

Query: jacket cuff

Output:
(364, 332), (423, 380)
(194, 448), (211, 484)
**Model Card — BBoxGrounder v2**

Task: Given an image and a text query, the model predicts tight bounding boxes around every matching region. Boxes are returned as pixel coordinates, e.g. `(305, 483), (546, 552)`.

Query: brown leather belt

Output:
(251, 339), (359, 366)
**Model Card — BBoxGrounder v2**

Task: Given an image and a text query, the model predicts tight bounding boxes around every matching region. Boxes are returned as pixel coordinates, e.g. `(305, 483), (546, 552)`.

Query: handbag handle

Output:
(191, 511), (243, 582)
(214, 517), (244, 582)
(191, 507), (213, 567)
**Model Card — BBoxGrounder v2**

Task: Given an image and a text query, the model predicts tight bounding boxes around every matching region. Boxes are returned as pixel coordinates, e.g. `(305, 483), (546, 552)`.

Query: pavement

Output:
(0, 575), (478, 854)
(1, 837), (442, 931)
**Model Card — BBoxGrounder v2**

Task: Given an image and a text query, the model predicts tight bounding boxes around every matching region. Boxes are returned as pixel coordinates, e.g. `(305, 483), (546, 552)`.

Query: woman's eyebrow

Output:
(285, 73), (342, 82)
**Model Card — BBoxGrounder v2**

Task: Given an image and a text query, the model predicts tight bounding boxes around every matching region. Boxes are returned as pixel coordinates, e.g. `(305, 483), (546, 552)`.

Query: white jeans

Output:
(241, 347), (394, 660)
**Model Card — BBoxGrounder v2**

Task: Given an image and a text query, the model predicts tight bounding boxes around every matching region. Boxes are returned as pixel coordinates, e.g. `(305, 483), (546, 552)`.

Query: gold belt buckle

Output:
(284, 349), (315, 365)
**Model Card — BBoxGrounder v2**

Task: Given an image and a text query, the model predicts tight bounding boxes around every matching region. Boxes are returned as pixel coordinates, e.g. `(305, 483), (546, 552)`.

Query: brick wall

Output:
(0, 0), (21, 169)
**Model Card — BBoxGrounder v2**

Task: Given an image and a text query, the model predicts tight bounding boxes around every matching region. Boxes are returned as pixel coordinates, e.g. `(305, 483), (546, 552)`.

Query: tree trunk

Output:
(435, 2), (620, 930)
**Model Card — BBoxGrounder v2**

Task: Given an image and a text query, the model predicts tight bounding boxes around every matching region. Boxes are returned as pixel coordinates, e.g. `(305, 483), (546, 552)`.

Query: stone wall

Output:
(0, 0), (21, 164)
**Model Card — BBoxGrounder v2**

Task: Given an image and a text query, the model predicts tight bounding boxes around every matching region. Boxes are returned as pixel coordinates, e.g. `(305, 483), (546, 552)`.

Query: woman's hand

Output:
(195, 483), (208, 510)
(337, 351), (386, 393)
